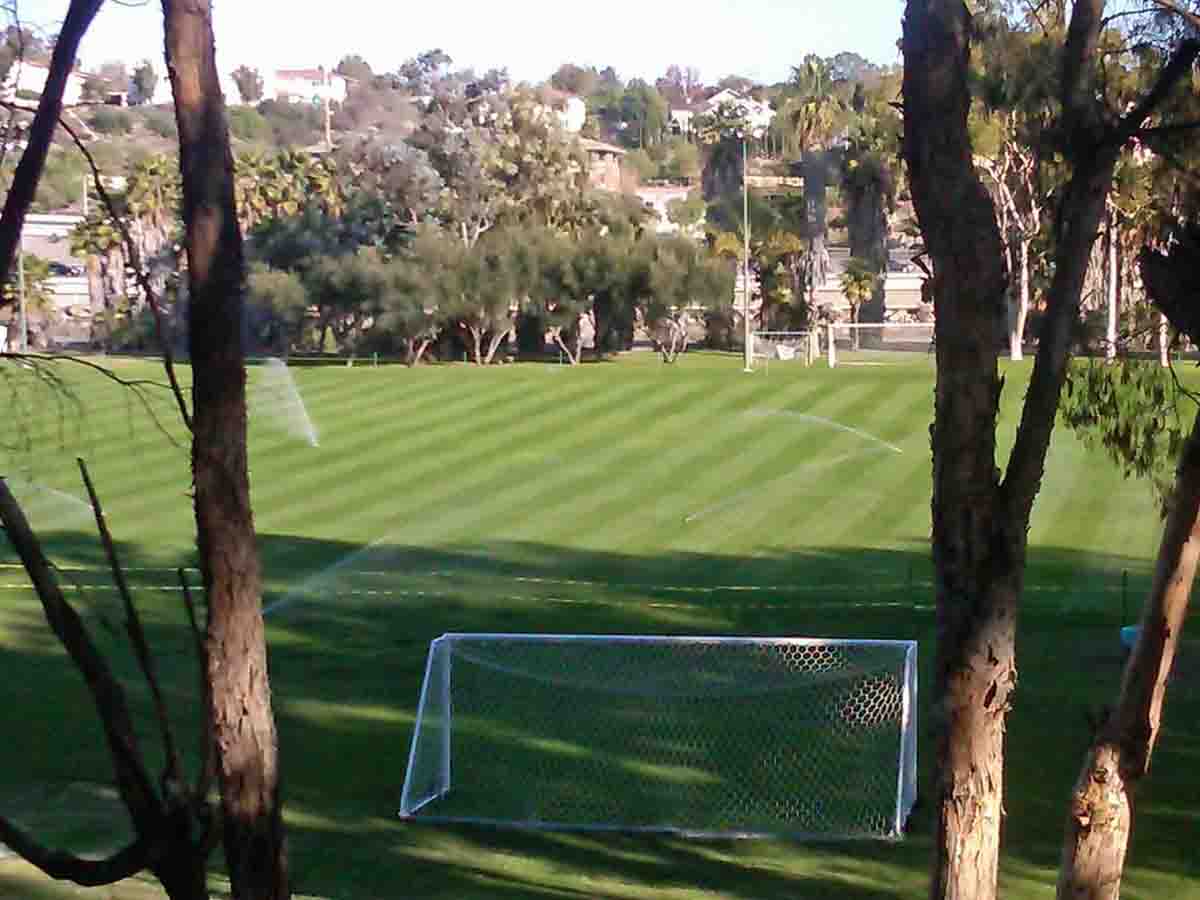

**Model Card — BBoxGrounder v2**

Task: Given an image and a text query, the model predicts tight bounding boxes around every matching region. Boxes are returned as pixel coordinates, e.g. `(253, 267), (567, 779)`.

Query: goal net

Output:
(400, 633), (918, 839)
(824, 322), (935, 368)
(749, 331), (817, 371)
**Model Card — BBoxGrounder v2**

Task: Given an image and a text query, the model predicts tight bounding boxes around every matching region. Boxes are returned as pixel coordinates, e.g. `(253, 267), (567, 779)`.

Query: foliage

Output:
(335, 54), (374, 83)
(1, 252), (54, 321)
(232, 65), (264, 104)
(88, 108), (133, 136)
(246, 263), (309, 352)
(1061, 360), (1193, 513)
(227, 107), (271, 143)
(131, 60), (158, 105)
(625, 148), (657, 182)
(255, 99), (323, 147)
(142, 108), (178, 139)
(667, 191), (706, 230)
(0, 25), (49, 83)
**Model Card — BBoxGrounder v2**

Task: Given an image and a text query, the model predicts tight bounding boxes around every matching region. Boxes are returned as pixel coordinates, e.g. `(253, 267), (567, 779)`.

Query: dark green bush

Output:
(89, 107), (133, 135)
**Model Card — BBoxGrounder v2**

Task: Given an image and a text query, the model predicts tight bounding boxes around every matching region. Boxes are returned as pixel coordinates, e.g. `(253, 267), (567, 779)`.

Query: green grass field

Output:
(1, 350), (1198, 899)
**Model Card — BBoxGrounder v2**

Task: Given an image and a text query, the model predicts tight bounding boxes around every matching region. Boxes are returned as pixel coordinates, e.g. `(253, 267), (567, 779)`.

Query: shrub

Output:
(89, 107), (133, 135)
(228, 106), (271, 143)
(142, 108), (177, 138)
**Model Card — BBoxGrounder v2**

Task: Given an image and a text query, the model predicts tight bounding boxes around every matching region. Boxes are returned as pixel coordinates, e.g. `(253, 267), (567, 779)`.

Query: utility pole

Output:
(82, 173), (88, 216)
(742, 133), (753, 373)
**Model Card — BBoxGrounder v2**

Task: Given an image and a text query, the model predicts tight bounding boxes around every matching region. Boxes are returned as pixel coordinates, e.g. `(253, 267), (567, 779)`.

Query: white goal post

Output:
(825, 322), (935, 368)
(749, 331), (819, 372)
(400, 633), (918, 840)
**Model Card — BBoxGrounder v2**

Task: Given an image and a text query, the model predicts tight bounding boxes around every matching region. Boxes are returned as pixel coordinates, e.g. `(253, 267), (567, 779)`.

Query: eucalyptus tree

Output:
(902, 2), (1200, 898)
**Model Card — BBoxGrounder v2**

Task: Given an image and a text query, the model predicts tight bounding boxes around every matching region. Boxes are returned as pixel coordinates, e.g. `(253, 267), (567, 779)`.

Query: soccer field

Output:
(1, 351), (1197, 899)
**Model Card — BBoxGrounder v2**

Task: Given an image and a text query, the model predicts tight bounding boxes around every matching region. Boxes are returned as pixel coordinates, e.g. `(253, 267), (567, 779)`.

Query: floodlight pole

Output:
(742, 134), (753, 373)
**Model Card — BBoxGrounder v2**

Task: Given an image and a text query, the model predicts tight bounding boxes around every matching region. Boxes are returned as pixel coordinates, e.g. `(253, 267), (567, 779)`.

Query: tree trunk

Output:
(467, 326), (484, 365)
(1105, 210), (1118, 361)
(1058, 413), (1200, 898)
(484, 326), (512, 365)
(1010, 238), (1030, 361)
(552, 330), (578, 365)
(1159, 315), (1169, 367)
(903, 4), (1016, 898)
(0, 0), (104, 301)
(163, 1), (290, 898)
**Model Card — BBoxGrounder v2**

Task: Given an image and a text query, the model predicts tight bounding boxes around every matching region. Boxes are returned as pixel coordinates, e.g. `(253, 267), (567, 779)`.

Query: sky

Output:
(18, 0), (904, 85)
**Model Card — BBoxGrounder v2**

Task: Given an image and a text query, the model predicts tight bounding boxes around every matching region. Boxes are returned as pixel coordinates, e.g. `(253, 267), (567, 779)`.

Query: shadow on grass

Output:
(1, 532), (1196, 898)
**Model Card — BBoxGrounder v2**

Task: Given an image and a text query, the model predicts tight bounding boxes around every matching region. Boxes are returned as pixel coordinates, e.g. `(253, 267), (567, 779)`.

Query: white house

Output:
(558, 96), (586, 133)
(696, 89), (774, 135)
(266, 67), (349, 105)
(2, 62), (86, 105)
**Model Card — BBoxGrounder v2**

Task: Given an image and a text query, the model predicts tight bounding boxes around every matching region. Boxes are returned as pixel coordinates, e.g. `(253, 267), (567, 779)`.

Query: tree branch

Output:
(0, 478), (162, 830)
(54, 115), (193, 432)
(77, 458), (184, 794)
(178, 567), (214, 806)
(0, 0), (104, 306)
(0, 816), (152, 887)
(1149, 0), (1200, 31)
(1114, 38), (1200, 145)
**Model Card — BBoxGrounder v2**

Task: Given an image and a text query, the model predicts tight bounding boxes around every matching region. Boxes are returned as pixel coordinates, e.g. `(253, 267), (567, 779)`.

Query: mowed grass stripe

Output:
(583, 379), (875, 551)
(510, 373), (809, 551)
(534, 374), (840, 551)
(371, 375), (724, 550)
(661, 381), (894, 556)
(263, 373), (663, 548)
(249, 373), (591, 532)
(252, 368), (604, 520)
(787, 387), (937, 551)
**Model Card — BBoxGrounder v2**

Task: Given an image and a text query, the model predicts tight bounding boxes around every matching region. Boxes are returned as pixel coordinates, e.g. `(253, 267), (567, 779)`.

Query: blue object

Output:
(1120, 625), (1141, 652)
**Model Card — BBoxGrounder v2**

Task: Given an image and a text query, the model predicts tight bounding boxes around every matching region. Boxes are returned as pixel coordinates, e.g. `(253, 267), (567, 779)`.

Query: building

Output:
(579, 138), (626, 192)
(267, 67), (350, 106)
(1, 62), (86, 106)
(689, 89), (775, 136)
(635, 185), (700, 235)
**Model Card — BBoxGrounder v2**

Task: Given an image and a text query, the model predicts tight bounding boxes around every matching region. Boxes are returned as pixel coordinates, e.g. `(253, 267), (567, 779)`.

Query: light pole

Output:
(742, 133), (753, 373)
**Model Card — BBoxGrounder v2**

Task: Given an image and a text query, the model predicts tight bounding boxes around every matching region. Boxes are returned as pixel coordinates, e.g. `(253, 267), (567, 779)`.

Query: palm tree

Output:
(839, 257), (877, 350)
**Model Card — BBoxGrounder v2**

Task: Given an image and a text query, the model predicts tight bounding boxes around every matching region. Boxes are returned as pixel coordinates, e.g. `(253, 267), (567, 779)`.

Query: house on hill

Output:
(580, 137), (626, 192)
(268, 67), (350, 106)
(1, 62), (86, 105)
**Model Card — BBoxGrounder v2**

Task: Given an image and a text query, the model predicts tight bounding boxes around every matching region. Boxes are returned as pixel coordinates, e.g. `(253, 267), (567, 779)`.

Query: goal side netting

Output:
(824, 322), (935, 368)
(400, 634), (918, 840)
(749, 331), (818, 370)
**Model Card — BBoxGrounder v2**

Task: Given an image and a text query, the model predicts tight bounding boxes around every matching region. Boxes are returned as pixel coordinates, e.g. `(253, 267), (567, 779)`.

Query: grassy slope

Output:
(1, 352), (1197, 899)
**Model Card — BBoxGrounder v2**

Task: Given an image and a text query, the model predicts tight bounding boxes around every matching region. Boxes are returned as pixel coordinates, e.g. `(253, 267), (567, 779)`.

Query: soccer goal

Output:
(825, 322), (935, 368)
(400, 633), (918, 839)
(749, 331), (819, 372)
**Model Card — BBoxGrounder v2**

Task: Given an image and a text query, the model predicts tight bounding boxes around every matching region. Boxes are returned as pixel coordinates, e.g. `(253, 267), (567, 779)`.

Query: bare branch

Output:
(0, 353), (186, 453)
(178, 567), (214, 804)
(54, 115), (193, 432)
(0, 478), (162, 829)
(0, 0), (104, 304)
(78, 458), (184, 793)
(0, 816), (152, 886)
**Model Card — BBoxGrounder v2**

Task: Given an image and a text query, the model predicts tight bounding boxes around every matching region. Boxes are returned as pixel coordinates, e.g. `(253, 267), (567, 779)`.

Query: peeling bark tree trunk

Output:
(163, 1), (290, 898)
(905, 3), (1200, 897)
(1105, 209), (1118, 361)
(902, 5), (1033, 898)
(1010, 238), (1030, 361)
(1058, 411), (1200, 898)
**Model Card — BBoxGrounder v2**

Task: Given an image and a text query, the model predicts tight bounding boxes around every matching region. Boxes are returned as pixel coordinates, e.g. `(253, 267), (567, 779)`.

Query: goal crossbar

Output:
(399, 633), (918, 840)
